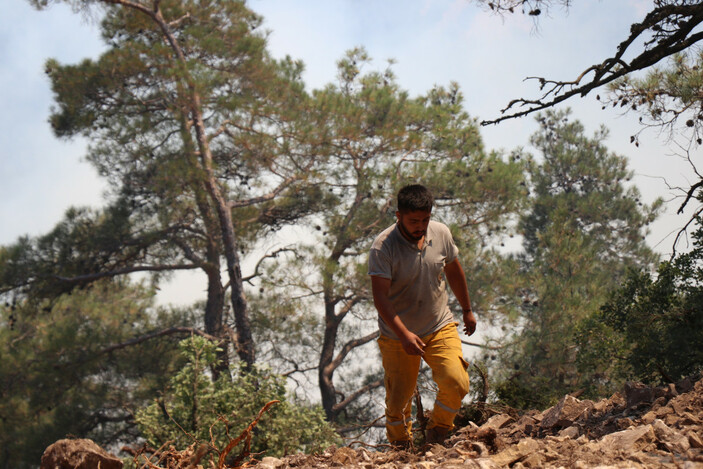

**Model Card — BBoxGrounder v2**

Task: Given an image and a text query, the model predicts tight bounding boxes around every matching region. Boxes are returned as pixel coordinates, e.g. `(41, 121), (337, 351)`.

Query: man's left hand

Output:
(463, 310), (477, 336)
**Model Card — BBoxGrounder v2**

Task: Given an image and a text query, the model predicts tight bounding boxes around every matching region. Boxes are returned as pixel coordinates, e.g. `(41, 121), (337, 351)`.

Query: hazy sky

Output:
(2, 1), (700, 304)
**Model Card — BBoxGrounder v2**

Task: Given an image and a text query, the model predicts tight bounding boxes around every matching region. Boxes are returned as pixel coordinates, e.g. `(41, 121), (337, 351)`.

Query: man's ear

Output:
(395, 210), (401, 221)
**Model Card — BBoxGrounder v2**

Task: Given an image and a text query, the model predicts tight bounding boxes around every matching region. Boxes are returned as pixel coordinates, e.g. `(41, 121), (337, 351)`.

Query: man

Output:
(368, 184), (476, 448)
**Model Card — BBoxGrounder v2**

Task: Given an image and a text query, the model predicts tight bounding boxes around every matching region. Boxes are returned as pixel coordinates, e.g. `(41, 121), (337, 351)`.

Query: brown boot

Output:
(425, 426), (450, 445)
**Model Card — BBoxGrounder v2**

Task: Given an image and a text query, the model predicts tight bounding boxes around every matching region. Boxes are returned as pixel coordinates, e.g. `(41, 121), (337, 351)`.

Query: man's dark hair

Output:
(397, 184), (434, 213)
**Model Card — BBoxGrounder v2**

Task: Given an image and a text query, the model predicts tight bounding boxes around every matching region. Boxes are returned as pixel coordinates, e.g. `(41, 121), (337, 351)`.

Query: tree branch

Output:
(53, 263), (199, 283)
(461, 339), (503, 350)
(227, 175), (299, 209)
(98, 327), (220, 355)
(481, 4), (703, 126)
(327, 330), (380, 374)
(331, 378), (384, 413)
(677, 179), (703, 214)
(242, 247), (296, 284)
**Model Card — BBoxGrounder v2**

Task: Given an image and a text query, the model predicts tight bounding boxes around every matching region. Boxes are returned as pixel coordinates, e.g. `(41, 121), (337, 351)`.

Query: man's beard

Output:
(398, 221), (425, 242)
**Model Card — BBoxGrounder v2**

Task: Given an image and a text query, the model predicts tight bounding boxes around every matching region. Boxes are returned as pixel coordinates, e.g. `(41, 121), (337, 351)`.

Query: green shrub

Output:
(134, 337), (340, 464)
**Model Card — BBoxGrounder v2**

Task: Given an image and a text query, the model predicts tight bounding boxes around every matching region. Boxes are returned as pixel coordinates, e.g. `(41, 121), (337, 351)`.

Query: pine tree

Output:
(494, 109), (662, 408)
(28, 0), (328, 367)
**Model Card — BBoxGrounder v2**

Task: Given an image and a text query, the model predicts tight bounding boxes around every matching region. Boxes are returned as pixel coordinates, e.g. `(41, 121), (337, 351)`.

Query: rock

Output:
(598, 424), (656, 452)
(591, 398), (610, 415)
(508, 414), (538, 438)
(680, 411), (702, 426)
(615, 417), (634, 429)
(258, 456), (284, 468)
(490, 438), (540, 467)
(676, 376), (696, 394)
(688, 431), (703, 449)
(40, 439), (122, 469)
(465, 459), (500, 469)
(666, 383), (679, 399)
(480, 413), (514, 431)
(521, 451), (544, 467)
(330, 446), (358, 465)
(541, 395), (593, 429)
(653, 419), (690, 453)
(558, 425), (580, 439)
(624, 381), (654, 408)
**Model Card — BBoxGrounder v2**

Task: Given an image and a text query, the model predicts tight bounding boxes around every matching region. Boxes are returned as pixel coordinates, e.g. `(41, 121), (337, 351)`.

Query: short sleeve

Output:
(368, 247), (392, 279)
(444, 227), (459, 265)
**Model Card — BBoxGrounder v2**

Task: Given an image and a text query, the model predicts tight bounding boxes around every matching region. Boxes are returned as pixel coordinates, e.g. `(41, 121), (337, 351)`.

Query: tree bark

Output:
(319, 297), (342, 420)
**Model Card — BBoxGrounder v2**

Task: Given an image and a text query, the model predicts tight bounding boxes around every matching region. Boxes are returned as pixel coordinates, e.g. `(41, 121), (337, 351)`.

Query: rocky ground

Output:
(42, 375), (703, 468)
(250, 376), (703, 469)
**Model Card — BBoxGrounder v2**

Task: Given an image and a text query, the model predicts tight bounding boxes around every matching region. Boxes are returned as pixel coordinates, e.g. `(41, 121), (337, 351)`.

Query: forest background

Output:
(1, 1), (702, 468)
(3, 0), (697, 255)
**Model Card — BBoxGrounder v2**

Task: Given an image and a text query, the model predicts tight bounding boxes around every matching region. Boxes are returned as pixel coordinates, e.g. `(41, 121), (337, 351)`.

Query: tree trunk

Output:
(319, 296), (341, 421)
(192, 104), (254, 368)
(204, 253), (227, 376)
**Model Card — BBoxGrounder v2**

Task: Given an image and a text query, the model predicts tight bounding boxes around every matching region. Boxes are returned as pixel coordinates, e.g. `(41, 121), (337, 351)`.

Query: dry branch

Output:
(481, 3), (703, 126)
(217, 400), (280, 469)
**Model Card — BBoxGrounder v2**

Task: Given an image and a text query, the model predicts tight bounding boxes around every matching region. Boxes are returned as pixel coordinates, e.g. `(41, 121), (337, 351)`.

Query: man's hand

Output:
(463, 310), (477, 336)
(400, 331), (426, 356)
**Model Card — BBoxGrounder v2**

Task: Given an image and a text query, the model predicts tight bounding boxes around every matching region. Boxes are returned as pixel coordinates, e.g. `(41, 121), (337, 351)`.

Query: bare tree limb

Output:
(332, 378), (384, 414)
(677, 179), (703, 214)
(461, 339), (503, 350)
(327, 330), (380, 374)
(281, 365), (318, 377)
(481, 3), (703, 126)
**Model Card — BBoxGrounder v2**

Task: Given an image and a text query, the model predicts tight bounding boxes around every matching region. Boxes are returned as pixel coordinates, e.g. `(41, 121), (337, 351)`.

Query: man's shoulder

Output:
(428, 220), (452, 236)
(371, 223), (398, 250)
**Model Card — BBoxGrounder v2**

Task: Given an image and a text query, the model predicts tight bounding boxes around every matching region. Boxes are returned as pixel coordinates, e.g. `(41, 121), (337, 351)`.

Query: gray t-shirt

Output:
(368, 220), (459, 339)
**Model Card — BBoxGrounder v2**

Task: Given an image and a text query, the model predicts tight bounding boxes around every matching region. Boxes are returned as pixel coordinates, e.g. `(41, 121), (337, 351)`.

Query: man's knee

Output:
(447, 371), (470, 399)
(436, 359), (470, 398)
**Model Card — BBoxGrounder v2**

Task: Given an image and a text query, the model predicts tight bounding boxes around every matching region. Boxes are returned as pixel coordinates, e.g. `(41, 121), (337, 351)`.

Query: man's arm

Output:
(444, 259), (477, 336)
(370, 275), (426, 356)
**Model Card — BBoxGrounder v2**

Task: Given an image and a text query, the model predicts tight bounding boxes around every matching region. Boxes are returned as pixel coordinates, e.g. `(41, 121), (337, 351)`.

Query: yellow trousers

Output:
(378, 322), (470, 444)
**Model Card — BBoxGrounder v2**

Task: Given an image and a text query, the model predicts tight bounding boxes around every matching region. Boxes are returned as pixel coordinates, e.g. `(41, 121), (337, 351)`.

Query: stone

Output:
(653, 419), (690, 453)
(591, 398), (610, 415)
(688, 431), (703, 449)
(480, 413), (514, 431)
(468, 459), (500, 469)
(676, 376), (696, 394)
(40, 439), (122, 469)
(259, 456), (284, 468)
(521, 452), (544, 468)
(490, 438), (540, 467)
(331, 446), (358, 465)
(598, 424), (656, 452)
(615, 417), (634, 430)
(558, 425), (580, 439)
(541, 395), (593, 429)
(624, 381), (654, 408)
(511, 415), (538, 437)
(680, 411), (702, 426)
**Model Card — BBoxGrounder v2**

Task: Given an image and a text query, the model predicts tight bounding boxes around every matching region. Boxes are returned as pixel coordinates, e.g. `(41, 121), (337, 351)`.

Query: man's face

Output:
(396, 210), (431, 242)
